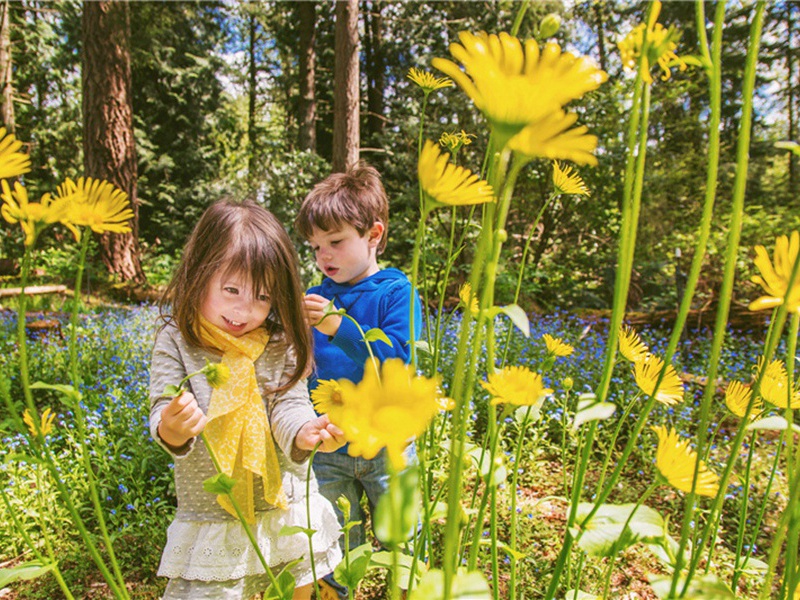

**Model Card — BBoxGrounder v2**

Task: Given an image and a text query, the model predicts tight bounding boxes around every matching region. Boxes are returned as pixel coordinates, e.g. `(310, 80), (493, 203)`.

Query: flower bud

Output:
(336, 495), (352, 521)
(562, 377), (574, 391)
(497, 229), (508, 243)
(539, 14), (561, 39)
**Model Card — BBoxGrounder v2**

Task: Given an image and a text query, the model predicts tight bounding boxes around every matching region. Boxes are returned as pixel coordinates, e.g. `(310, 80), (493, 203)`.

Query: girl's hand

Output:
(295, 414), (345, 453)
(157, 391), (207, 450)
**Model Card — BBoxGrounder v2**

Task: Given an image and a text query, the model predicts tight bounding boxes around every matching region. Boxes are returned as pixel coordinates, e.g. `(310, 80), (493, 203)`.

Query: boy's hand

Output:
(303, 294), (343, 337)
(158, 391), (207, 449)
(295, 414), (346, 453)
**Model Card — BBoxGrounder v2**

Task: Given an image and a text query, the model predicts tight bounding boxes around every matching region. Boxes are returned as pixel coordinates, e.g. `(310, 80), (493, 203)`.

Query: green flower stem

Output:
(510, 0), (530, 37)
(307, 442), (323, 600)
(509, 406), (533, 600)
(728, 430), (758, 578)
(409, 208), (430, 368)
(561, 390), (571, 499)
(387, 463), (401, 600)
(67, 233), (128, 596)
(15, 247), (128, 600)
(0, 486), (75, 600)
(676, 5), (766, 595)
(465, 404), (500, 571)
(733, 428), (784, 588)
(595, 392), (642, 492)
(199, 432), (281, 591)
(781, 312), (799, 594)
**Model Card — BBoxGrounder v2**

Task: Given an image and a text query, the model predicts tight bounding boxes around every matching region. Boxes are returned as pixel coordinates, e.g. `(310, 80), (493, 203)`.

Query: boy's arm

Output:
(331, 281), (422, 365)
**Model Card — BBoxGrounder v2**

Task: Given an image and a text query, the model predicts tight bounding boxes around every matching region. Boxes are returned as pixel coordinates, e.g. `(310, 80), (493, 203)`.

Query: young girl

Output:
(149, 199), (344, 600)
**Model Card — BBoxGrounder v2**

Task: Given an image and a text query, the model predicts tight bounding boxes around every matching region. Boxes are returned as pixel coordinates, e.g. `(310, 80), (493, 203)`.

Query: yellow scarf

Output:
(198, 316), (287, 523)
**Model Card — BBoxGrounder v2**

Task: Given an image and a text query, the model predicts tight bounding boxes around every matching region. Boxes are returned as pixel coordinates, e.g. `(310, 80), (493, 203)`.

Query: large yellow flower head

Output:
(1, 180), (71, 246)
(432, 32), (607, 146)
(543, 334), (574, 357)
(749, 231), (800, 314)
(724, 380), (761, 419)
(757, 357), (800, 409)
(552, 161), (590, 196)
(633, 354), (684, 406)
(508, 109), (601, 166)
(0, 127), (31, 180)
(56, 177), (133, 239)
(333, 359), (442, 470)
(407, 68), (453, 96)
(618, 325), (649, 363)
(312, 379), (346, 425)
(418, 140), (494, 211)
(617, 1), (687, 84)
(481, 365), (553, 407)
(651, 426), (719, 497)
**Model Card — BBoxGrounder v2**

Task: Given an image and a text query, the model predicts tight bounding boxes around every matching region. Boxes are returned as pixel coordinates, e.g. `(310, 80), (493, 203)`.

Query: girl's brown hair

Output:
(159, 199), (312, 393)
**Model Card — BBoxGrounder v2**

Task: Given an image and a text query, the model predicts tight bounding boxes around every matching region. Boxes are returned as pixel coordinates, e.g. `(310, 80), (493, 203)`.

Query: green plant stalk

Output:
(408, 208), (429, 368)
(0, 486), (75, 600)
(561, 389), (571, 499)
(729, 430), (758, 578)
(199, 432), (281, 591)
(676, 5), (766, 595)
(510, 0), (530, 37)
(465, 410), (497, 569)
(307, 442), (323, 600)
(509, 406), (533, 600)
(14, 246), (128, 599)
(431, 207), (460, 375)
(780, 312), (799, 596)
(387, 464), (401, 600)
(595, 391), (641, 491)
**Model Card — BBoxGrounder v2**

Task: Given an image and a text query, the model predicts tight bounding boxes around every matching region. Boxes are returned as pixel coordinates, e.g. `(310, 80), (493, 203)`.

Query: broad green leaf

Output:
(747, 416), (799, 433)
(468, 447), (507, 487)
(370, 550), (421, 589)
(734, 556), (768, 574)
(414, 340), (431, 354)
(334, 543), (373, 589)
(649, 573), (735, 599)
(573, 397), (616, 430)
(499, 304), (530, 337)
(162, 384), (182, 397)
(573, 503), (665, 558)
(278, 524), (315, 537)
(202, 473), (237, 495)
(408, 568), (491, 600)
(514, 404), (542, 425)
(374, 466), (420, 545)
(263, 562), (299, 600)
(564, 590), (600, 600)
(364, 327), (393, 347)
(646, 531), (685, 568)
(0, 560), (55, 587)
(479, 538), (525, 561)
(30, 381), (82, 403)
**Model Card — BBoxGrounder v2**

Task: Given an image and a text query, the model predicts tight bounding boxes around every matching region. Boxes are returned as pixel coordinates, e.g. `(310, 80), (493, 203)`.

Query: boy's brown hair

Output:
(295, 162), (389, 253)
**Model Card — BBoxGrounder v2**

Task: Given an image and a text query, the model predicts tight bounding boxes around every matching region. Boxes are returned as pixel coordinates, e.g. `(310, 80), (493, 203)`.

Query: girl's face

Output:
(201, 269), (271, 337)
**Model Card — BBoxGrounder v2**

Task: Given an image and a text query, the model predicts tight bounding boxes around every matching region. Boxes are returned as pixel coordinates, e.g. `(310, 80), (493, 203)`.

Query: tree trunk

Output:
(247, 7), (258, 182)
(298, 0), (317, 152)
(82, 0), (144, 284)
(332, 0), (359, 173)
(0, 0), (13, 130)
(364, 1), (384, 145)
(788, 3), (796, 193)
(593, 1), (607, 73)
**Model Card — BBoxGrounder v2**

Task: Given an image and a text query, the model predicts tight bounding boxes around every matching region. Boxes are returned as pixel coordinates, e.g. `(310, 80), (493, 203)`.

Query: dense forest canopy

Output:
(1, 0), (797, 313)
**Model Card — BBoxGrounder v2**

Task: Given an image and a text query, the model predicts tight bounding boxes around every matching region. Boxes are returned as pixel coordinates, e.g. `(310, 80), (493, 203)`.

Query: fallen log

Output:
(0, 284), (68, 298)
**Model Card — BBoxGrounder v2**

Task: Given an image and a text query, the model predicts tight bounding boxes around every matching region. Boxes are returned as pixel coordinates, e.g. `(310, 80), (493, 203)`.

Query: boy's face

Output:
(308, 222), (383, 285)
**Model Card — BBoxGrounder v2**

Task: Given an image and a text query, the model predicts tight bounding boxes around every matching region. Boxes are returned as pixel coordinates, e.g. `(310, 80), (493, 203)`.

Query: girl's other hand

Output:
(295, 414), (345, 453)
(157, 391), (207, 450)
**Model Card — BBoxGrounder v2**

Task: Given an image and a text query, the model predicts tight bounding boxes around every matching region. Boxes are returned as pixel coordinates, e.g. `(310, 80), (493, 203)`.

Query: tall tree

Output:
(332, 0), (359, 172)
(0, 0), (13, 130)
(363, 1), (385, 145)
(297, 1), (317, 152)
(82, 0), (144, 283)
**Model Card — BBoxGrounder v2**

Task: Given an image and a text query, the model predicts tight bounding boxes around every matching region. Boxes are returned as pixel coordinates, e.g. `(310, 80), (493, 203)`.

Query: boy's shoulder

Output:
(312, 268), (411, 296)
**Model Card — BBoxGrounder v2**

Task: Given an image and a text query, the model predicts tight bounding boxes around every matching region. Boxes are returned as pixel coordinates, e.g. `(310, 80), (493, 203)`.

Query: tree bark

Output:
(298, 0), (317, 152)
(0, 0), (13, 130)
(593, 1), (607, 73)
(788, 3), (796, 193)
(332, 0), (359, 173)
(247, 7), (258, 182)
(82, 0), (144, 284)
(364, 1), (384, 144)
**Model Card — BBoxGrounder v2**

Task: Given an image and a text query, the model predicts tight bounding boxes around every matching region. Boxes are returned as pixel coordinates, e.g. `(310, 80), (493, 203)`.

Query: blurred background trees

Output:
(1, 0), (797, 315)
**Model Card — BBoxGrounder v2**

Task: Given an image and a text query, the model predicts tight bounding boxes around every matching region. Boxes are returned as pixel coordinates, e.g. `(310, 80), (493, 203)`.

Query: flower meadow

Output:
(3, 2), (800, 599)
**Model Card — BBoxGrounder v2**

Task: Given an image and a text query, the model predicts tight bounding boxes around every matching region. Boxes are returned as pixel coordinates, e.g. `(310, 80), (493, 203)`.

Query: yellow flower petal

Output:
(543, 333), (574, 357)
(0, 127), (31, 180)
(508, 109), (600, 166)
(651, 425), (719, 497)
(633, 354), (684, 405)
(458, 283), (480, 317)
(57, 177), (134, 235)
(749, 232), (800, 314)
(407, 68), (453, 95)
(552, 161), (590, 196)
(418, 140), (494, 210)
(724, 380), (760, 419)
(757, 357), (800, 409)
(481, 366), (553, 407)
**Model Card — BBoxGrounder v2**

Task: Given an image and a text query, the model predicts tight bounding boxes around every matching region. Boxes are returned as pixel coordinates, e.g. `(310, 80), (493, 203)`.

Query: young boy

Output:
(295, 163), (422, 599)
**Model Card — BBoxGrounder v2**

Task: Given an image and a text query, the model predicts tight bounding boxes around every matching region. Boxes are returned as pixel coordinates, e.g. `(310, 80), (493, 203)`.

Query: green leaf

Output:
(263, 562), (299, 600)
(408, 568), (491, 600)
(468, 447), (507, 487)
(369, 550), (420, 589)
(564, 591), (600, 600)
(649, 573), (735, 599)
(775, 140), (800, 156)
(375, 466), (420, 545)
(572, 396), (616, 430)
(162, 384), (182, 397)
(334, 543), (373, 589)
(0, 560), (55, 587)
(202, 473), (237, 495)
(573, 502), (666, 558)
(414, 340), (431, 354)
(363, 327), (393, 347)
(278, 524), (316, 538)
(734, 556), (768, 574)
(498, 304), (530, 337)
(747, 416), (795, 432)
(30, 381), (82, 403)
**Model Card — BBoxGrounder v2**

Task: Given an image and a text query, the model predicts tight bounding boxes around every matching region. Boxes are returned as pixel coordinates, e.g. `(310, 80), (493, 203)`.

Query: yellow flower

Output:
(633, 354), (684, 406)
(552, 161), (590, 196)
(481, 366), (553, 407)
(618, 325), (649, 363)
(757, 357), (800, 409)
(23, 407), (56, 438)
(432, 32), (607, 144)
(458, 282), (479, 317)
(0, 127), (31, 180)
(651, 425), (719, 497)
(617, 1), (687, 84)
(724, 380), (760, 419)
(508, 109), (601, 166)
(407, 68), (453, 95)
(543, 333), (573, 357)
(334, 359), (442, 470)
(439, 130), (475, 155)
(56, 177), (134, 239)
(311, 379), (346, 424)
(749, 232), (800, 314)
(418, 140), (494, 210)
(1, 180), (71, 246)
(203, 361), (230, 388)
(437, 395), (456, 411)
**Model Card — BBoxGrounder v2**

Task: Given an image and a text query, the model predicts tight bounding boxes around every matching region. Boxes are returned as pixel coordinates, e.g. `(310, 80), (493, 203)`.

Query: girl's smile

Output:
(201, 270), (271, 337)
